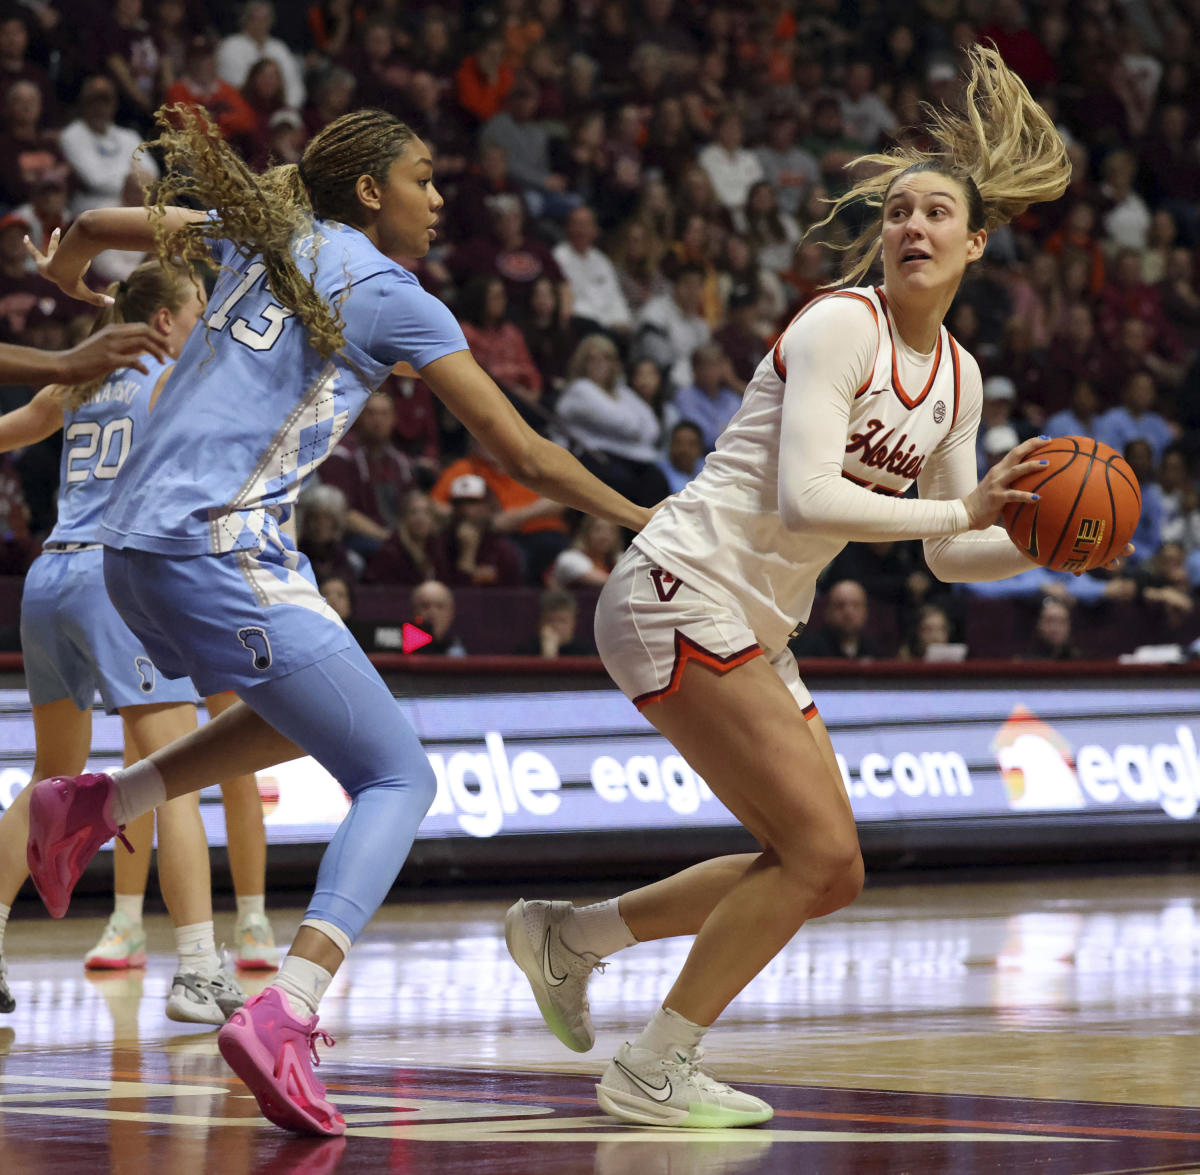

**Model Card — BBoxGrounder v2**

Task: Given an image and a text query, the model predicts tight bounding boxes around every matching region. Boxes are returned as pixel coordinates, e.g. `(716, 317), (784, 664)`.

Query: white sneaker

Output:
(505, 898), (604, 1052)
(0, 954), (14, 1014)
(232, 912), (279, 971)
(165, 965), (246, 1025)
(597, 1042), (774, 1128)
(84, 910), (148, 970)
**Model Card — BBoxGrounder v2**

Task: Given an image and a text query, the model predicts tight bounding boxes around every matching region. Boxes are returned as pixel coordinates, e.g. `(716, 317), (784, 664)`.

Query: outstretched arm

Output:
(420, 349), (651, 532)
(0, 324), (170, 386)
(0, 384), (65, 452)
(25, 208), (208, 307)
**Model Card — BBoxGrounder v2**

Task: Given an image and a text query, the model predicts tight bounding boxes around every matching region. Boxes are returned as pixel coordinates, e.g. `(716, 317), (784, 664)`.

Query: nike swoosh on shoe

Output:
(614, 1059), (674, 1103)
(541, 929), (569, 986)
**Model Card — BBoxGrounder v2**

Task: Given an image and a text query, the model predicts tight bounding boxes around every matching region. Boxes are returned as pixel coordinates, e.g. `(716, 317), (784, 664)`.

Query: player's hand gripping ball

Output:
(1001, 436), (1141, 572)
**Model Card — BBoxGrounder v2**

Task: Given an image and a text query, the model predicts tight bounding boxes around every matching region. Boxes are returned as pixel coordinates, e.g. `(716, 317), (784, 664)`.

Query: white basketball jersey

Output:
(634, 285), (973, 651)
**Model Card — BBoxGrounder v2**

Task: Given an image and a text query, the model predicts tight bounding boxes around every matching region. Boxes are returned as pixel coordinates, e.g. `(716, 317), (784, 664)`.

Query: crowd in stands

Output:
(2, 0), (1200, 659)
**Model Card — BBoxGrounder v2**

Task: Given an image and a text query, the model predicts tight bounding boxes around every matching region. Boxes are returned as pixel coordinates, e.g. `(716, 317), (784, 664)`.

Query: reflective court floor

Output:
(4, 872), (1200, 1173)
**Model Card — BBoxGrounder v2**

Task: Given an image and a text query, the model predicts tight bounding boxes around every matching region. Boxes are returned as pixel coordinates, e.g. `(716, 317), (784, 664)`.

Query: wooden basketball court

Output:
(3, 870), (1200, 1173)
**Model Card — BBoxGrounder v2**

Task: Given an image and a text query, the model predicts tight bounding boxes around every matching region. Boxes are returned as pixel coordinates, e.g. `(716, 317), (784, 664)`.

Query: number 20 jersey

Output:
(46, 354), (172, 545)
(99, 217), (466, 557)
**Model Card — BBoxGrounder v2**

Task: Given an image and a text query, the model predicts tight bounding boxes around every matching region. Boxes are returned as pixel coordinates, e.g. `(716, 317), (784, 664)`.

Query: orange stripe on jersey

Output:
(772, 291), (879, 384)
(875, 288), (943, 409)
(633, 632), (763, 710)
(947, 333), (962, 427)
(802, 701), (819, 721)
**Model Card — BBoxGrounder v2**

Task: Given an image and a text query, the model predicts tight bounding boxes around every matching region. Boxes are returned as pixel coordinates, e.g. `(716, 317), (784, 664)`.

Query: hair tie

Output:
(115, 279), (128, 297)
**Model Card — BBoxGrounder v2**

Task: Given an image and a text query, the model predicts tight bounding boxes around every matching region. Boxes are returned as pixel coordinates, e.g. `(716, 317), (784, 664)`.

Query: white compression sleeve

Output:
(776, 298), (970, 541)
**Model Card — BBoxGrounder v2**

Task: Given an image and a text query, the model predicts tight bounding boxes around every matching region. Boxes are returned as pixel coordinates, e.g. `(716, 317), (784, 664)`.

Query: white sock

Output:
(174, 920), (220, 976)
(272, 955), (333, 1019)
(111, 760), (167, 826)
(560, 898), (638, 959)
(113, 893), (144, 924)
(0, 902), (9, 954)
(633, 1005), (708, 1058)
(236, 894), (266, 921)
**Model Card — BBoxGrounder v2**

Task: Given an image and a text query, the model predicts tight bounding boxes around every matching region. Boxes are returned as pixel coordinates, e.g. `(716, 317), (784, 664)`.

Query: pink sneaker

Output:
(26, 773), (132, 919)
(217, 987), (345, 1137)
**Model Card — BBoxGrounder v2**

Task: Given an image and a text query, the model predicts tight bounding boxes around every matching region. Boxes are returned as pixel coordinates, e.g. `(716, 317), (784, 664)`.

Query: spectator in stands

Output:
(898, 603), (957, 661)
(656, 419), (705, 494)
(791, 579), (882, 659)
(550, 514), (623, 589)
(837, 58), (897, 148)
(552, 205), (633, 339)
(713, 284), (767, 385)
(697, 109), (764, 213)
(822, 539), (947, 633)
(0, 14), (55, 125)
(480, 74), (576, 221)
(304, 66), (356, 138)
(1025, 596), (1082, 661)
(801, 93), (869, 197)
(319, 573), (352, 622)
(341, 18), (408, 115)
(1140, 102), (1200, 245)
(643, 96), (696, 187)
(233, 57), (288, 168)
(1159, 446), (1200, 554)
(1158, 247), (1200, 356)
(150, 0), (191, 88)
(432, 433), (570, 587)
(451, 193), (566, 316)
(1137, 541), (1195, 636)
(0, 79), (68, 208)
(975, 376), (1034, 476)
(297, 483), (360, 587)
(1041, 304), (1110, 414)
(217, 0), (305, 109)
(363, 489), (449, 587)
(516, 588), (596, 657)
(629, 357), (668, 431)
(455, 32), (514, 126)
(667, 342), (741, 451)
(399, 71), (471, 185)
(1123, 438), (1164, 564)
(259, 107), (305, 169)
(1046, 380), (1103, 441)
(519, 274), (575, 400)
(458, 275), (544, 416)
(753, 105), (819, 218)
(442, 473), (522, 588)
(557, 333), (668, 508)
(319, 389), (415, 557)
(635, 262), (711, 390)
(0, 211), (75, 340)
(13, 174), (69, 259)
(164, 35), (256, 144)
(1100, 149), (1152, 252)
(737, 180), (801, 281)
(410, 579), (467, 657)
(102, 0), (164, 128)
(1099, 247), (1177, 356)
(610, 218), (670, 317)
(1096, 371), (1177, 464)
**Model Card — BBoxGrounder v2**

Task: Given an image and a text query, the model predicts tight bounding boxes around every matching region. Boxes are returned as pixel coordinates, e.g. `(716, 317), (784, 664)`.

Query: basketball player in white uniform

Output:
(506, 47), (1131, 1128)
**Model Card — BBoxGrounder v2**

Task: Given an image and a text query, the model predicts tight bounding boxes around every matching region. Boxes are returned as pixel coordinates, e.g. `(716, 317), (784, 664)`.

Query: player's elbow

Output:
(922, 538), (961, 583)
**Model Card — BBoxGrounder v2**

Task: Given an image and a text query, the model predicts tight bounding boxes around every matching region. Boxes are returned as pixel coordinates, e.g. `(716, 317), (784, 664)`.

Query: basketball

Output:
(1000, 436), (1141, 572)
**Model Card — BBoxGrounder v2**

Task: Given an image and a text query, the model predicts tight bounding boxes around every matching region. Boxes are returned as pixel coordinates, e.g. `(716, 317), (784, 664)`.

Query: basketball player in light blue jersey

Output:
(0, 262), (248, 1025)
(22, 105), (650, 1137)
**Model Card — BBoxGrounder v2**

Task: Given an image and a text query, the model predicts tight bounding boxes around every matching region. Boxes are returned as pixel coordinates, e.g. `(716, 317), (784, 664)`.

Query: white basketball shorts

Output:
(594, 546), (817, 717)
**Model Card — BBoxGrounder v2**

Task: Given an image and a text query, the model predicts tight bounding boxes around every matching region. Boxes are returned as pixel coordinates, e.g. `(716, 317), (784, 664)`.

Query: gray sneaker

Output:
(165, 965), (246, 1025)
(0, 954), (14, 1014)
(504, 898), (604, 1052)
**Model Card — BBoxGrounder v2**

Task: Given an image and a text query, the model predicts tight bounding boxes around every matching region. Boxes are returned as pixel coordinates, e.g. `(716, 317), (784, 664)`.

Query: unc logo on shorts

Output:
(237, 626), (273, 670)
(134, 656), (155, 693)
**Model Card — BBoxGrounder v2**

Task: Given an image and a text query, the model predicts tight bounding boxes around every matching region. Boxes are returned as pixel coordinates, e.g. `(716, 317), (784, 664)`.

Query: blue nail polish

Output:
(1039, 459), (1049, 465)
(1039, 434), (1049, 440)
(1032, 493), (1040, 501)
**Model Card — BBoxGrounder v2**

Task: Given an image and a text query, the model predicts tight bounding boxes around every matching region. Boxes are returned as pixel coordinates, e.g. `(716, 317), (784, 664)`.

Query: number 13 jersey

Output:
(99, 217), (467, 557)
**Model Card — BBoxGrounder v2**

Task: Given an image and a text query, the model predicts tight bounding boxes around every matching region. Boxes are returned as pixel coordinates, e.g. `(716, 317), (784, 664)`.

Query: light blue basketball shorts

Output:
(102, 542), (353, 697)
(21, 546), (199, 714)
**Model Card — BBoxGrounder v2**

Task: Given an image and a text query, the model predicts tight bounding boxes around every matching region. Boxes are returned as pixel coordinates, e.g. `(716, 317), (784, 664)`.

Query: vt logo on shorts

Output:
(134, 656), (155, 693)
(649, 568), (682, 603)
(237, 626), (273, 670)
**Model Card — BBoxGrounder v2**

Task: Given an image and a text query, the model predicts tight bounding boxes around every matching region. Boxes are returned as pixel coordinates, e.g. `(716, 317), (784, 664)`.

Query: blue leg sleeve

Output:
(238, 645), (436, 946)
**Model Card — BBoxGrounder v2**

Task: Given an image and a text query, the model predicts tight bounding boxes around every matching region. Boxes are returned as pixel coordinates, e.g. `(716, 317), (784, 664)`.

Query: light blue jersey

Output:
(99, 217), (467, 556)
(47, 355), (171, 545)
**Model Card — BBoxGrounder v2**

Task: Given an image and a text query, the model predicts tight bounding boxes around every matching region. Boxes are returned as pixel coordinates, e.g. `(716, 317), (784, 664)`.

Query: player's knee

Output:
(815, 850), (865, 915)
(409, 757), (438, 815)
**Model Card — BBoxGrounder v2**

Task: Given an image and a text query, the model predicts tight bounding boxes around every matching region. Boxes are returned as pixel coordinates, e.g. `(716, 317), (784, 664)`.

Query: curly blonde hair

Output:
(813, 45), (1071, 286)
(143, 104), (418, 359)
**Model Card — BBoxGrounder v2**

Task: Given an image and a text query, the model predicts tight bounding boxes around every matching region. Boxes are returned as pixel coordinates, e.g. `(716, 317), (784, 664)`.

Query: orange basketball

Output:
(1000, 436), (1141, 572)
